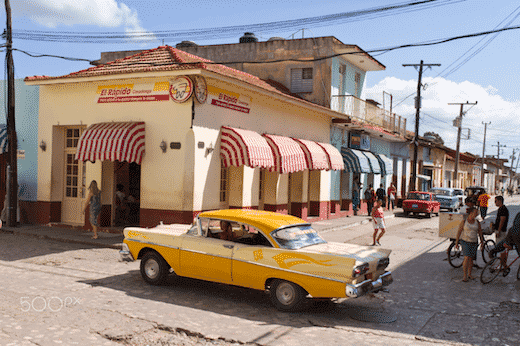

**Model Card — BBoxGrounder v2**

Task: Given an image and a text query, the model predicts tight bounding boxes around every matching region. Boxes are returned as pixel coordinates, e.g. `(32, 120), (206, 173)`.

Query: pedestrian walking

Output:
(352, 178), (361, 215)
(371, 199), (386, 246)
(365, 184), (375, 215)
(455, 207), (485, 282)
(84, 180), (102, 239)
(477, 190), (491, 219)
(376, 184), (386, 209)
(387, 183), (396, 211)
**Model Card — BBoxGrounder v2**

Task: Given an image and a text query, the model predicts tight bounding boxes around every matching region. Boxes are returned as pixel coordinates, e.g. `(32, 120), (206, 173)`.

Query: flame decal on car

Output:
(273, 253), (335, 269)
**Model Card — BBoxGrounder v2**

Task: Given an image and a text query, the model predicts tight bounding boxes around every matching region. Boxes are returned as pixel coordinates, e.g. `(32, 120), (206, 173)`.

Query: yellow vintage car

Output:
(120, 209), (393, 311)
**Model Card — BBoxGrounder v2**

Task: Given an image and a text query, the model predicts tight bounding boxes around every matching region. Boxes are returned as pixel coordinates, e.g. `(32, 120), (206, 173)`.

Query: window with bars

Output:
(66, 128), (81, 148)
(220, 162), (228, 203)
(290, 67), (313, 93)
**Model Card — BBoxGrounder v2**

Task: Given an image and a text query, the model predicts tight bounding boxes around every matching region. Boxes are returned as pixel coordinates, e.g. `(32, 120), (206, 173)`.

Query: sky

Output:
(2, 0), (520, 165)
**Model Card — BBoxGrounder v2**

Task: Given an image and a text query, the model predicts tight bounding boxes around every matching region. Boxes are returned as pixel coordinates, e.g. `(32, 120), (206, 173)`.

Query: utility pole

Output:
(492, 141), (507, 194)
(4, 0), (17, 227)
(448, 101), (477, 188)
(481, 121), (490, 186)
(492, 141), (506, 160)
(403, 60), (440, 191)
(509, 149), (516, 192)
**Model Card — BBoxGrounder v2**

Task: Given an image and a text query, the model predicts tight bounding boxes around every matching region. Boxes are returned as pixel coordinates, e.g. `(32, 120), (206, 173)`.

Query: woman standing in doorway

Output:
(84, 180), (102, 239)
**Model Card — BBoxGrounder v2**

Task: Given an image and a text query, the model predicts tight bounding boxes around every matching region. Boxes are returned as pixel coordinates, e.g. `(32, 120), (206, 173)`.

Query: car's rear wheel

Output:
(140, 251), (170, 285)
(270, 279), (306, 311)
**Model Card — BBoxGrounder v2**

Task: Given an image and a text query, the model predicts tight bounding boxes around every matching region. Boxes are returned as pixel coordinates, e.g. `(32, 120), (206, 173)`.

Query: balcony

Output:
(331, 95), (407, 137)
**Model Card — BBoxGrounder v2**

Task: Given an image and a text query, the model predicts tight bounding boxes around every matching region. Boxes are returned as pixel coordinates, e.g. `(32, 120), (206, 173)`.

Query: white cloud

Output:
(364, 77), (520, 158)
(13, 0), (155, 42)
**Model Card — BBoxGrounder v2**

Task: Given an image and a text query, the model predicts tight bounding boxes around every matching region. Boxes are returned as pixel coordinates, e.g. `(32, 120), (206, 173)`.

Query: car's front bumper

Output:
(119, 243), (135, 262)
(345, 271), (393, 298)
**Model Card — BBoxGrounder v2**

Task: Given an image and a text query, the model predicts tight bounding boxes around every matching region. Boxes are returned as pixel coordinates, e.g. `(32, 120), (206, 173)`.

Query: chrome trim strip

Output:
(125, 238), (179, 250)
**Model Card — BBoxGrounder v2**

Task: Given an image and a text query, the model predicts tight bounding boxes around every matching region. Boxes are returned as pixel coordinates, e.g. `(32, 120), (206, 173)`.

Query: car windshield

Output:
(270, 224), (326, 250)
(453, 190), (463, 196)
(430, 189), (452, 196)
(408, 193), (429, 200)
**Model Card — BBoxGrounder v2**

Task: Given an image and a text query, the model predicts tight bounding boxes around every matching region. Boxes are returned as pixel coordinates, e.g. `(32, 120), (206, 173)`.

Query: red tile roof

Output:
(23, 46), (277, 93)
(24, 45), (342, 114)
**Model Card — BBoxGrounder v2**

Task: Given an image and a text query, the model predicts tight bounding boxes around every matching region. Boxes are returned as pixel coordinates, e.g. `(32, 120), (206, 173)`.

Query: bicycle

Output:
(480, 247), (520, 284)
(447, 238), (495, 268)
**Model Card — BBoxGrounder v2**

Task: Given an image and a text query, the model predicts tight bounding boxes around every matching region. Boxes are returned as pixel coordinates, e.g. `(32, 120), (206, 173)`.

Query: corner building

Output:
(26, 46), (349, 227)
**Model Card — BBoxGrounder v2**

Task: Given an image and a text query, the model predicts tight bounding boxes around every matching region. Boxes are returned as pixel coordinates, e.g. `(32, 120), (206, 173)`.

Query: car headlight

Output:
(352, 263), (369, 278)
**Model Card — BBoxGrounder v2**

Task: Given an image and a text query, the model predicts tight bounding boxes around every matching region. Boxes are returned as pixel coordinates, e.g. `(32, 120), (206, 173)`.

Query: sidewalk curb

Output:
(0, 228), (122, 250)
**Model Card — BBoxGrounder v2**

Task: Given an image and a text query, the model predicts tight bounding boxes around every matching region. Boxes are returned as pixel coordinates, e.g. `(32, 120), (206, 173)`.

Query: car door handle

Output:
(223, 244), (234, 249)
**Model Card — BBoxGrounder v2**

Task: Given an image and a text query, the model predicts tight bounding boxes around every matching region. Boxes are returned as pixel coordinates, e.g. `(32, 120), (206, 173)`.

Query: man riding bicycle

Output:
(490, 212), (520, 270)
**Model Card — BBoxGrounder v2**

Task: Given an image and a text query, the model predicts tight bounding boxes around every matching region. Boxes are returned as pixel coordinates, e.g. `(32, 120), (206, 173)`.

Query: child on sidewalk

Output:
(371, 199), (386, 246)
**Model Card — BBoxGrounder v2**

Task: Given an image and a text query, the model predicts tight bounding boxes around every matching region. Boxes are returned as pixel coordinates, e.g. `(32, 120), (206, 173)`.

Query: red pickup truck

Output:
(402, 191), (441, 218)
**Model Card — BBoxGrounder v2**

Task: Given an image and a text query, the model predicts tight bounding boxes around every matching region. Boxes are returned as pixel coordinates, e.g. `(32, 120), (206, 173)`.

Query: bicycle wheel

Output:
(481, 239), (496, 264)
(480, 257), (501, 284)
(448, 241), (464, 268)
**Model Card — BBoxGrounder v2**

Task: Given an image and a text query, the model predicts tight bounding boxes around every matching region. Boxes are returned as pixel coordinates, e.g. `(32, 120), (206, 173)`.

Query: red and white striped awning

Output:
(292, 138), (329, 170)
(317, 142), (344, 171)
(75, 122), (145, 164)
(263, 134), (308, 174)
(220, 126), (274, 169)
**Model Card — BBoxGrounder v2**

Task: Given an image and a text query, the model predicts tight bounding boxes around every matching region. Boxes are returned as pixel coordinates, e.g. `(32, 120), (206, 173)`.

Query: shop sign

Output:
(208, 85), (251, 113)
(169, 76), (193, 103)
(349, 133), (370, 150)
(97, 82), (170, 103)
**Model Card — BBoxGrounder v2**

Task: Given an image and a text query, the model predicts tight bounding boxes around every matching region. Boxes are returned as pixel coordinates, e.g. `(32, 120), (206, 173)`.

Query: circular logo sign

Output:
(169, 76), (193, 103)
(192, 75), (208, 104)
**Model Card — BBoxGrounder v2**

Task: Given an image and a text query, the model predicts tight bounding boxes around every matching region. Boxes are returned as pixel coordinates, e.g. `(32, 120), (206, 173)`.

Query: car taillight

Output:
(377, 258), (390, 270)
(352, 263), (369, 278)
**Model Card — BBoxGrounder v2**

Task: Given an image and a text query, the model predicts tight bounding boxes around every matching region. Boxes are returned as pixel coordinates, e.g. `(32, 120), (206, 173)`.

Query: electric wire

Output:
(11, 0), (462, 44)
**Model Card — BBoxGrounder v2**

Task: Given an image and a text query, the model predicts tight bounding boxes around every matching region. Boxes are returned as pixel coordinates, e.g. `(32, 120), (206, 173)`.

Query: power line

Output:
(11, 0), (462, 44)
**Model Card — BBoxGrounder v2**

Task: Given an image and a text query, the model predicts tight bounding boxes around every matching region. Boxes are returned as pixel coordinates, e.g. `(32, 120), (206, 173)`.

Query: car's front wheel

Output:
(140, 251), (170, 285)
(270, 279), (306, 311)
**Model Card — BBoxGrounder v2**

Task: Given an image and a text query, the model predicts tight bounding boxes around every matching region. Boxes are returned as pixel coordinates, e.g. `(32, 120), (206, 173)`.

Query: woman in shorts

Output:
(455, 207), (485, 281)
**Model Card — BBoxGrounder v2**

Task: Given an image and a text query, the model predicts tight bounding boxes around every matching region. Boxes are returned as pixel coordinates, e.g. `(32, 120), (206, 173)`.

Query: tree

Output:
(423, 131), (444, 145)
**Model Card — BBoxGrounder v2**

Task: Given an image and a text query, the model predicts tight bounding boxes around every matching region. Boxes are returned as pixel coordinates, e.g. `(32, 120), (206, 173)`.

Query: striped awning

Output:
(363, 151), (381, 174)
(292, 138), (329, 170)
(376, 154), (394, 175)
(0, 124), (7, 154)
(75, 122), (145, 164)
(220, 126), (274, 169)
(318, 143), (344, 171)
(340, 147), (371, 173)
(263, 134), (308, 174)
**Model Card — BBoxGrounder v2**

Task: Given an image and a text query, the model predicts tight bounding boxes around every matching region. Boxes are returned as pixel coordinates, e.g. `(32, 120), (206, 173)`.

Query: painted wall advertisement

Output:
(97, 82), (170, 103)
(207, 85), (251, 113)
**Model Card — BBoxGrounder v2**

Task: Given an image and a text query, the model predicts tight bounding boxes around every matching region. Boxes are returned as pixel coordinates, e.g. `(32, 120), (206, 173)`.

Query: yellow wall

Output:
(35, 73), (336, 217)
(37, 77), (193, 211)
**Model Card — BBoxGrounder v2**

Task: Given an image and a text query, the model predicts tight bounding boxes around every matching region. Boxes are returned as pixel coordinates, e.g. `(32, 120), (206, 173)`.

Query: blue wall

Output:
(331, 58), (366, 98)
(0, 79), (39, 201)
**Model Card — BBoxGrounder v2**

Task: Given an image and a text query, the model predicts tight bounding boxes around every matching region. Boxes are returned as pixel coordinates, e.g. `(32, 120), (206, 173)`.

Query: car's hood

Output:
(298, 242), (391, 265)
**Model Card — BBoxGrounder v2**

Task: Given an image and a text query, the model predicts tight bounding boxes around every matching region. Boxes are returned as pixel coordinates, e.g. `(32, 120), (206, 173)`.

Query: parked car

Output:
(453, 188), (465, 205)
(402, 191), (441, 217)
(465, 186), (486, 199)
(120, 209), (393, 311)
(430, 187), (461, 212)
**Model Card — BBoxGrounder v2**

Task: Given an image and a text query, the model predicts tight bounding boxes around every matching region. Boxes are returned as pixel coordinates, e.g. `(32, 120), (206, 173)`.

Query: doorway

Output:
(114, 161), (141, 226)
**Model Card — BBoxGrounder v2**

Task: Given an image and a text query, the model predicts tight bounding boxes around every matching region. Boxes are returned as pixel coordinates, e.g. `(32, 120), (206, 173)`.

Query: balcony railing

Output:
(331, 95), (407, 136)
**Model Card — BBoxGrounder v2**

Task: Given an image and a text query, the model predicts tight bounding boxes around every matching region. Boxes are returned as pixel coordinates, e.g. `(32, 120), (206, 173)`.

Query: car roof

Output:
(430, 187), (452, 191)
(197, 209), (307, 231)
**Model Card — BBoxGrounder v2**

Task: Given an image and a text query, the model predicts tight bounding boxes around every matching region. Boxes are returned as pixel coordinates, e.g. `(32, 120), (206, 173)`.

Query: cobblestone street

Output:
(1, 197), (520, 345)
